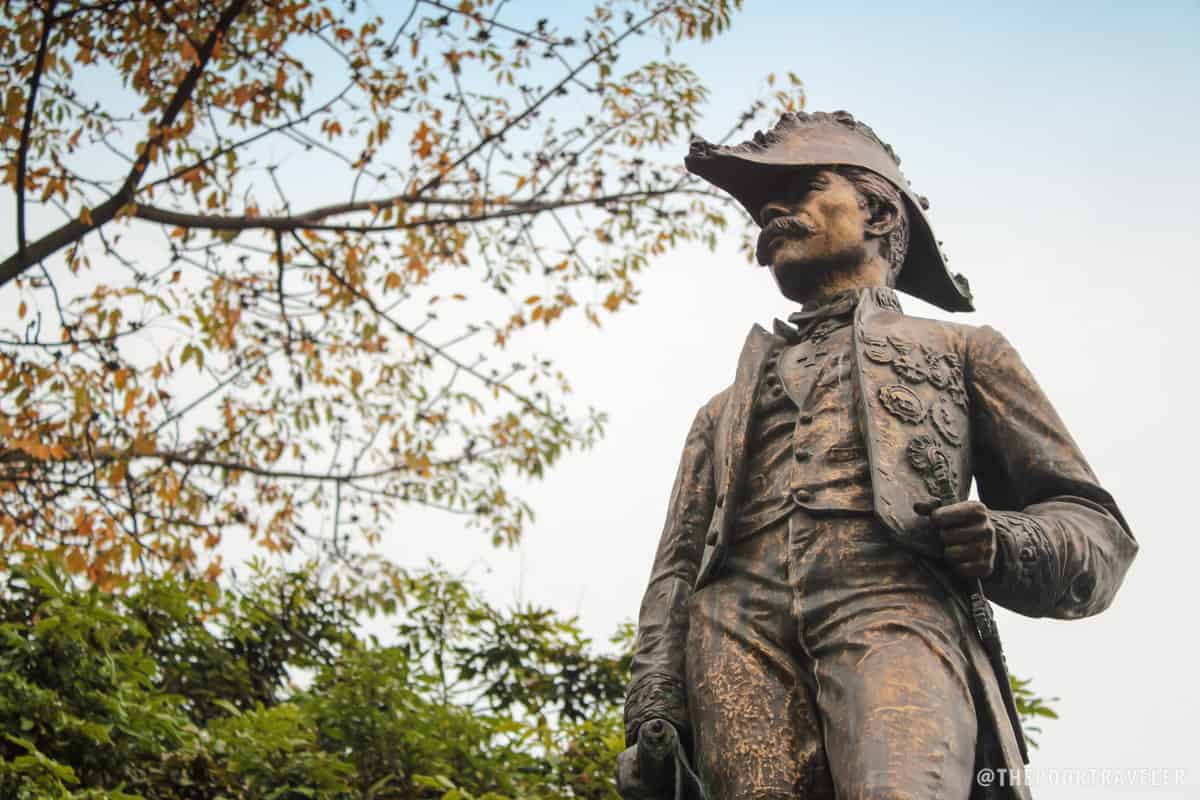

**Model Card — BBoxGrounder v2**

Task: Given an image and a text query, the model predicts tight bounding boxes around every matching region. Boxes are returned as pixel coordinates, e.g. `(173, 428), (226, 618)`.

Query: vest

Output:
(731, 315), (873, 543)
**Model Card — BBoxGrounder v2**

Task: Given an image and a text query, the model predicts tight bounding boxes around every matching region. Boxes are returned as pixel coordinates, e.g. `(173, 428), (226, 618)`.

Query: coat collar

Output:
(774, 286), (904, 342)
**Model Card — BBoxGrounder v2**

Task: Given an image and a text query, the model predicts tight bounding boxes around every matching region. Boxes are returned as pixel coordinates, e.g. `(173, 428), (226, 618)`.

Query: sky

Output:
(1, 0), (1197, 796)
(387, 2), (1200, 797)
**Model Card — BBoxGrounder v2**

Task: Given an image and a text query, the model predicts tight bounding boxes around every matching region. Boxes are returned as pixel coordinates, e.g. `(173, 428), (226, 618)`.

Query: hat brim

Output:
(686, 142), (974, 313)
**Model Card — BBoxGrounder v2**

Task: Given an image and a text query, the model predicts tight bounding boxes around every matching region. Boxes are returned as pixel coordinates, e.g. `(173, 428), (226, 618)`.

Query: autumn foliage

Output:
(0, 0), (806, 584)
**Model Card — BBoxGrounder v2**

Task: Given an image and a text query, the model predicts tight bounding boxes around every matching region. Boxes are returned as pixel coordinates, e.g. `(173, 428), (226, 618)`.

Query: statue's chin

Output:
(769, 246), (871, 304)
(770, 260), (831, 304)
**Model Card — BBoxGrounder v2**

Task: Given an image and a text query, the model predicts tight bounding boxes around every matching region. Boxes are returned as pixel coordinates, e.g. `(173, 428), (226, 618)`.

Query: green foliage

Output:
(0, 553), (627, 799)
(0, 553), (1056, 798)
(1010, 674), (1059, 749)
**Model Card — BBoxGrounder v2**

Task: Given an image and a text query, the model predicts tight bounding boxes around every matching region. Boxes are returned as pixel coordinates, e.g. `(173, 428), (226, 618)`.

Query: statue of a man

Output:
(620, 111), (1138, 800)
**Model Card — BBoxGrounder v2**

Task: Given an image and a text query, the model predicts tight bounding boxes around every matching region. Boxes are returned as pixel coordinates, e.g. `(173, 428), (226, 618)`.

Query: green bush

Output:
(0, 556), (628, 799)
(0, 555), (1053, 799)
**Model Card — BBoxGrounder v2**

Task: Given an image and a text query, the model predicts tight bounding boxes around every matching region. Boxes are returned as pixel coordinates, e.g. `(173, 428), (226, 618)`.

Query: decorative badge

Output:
(907, 434), (960, 498)
(925, 351), (952, 389)
(879, 384), (926, 423)
(871, 288), (903, 313)
(860, 330), (893, 364)
(924, 349), (968, 408)
(930, 398), (963, 447)
(892, 354), (929, 384)
(946, 374), (968, 409)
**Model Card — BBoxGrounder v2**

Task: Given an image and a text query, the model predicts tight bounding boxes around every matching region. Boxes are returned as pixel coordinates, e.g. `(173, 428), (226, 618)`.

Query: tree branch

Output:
(129, 188), (713, 232)
(0, 0), (253, 289)
(15, 1), (55, 260)
(290, 231), (566, 428)
(0, 444), (462, 484)
(408, 4), (668, 200)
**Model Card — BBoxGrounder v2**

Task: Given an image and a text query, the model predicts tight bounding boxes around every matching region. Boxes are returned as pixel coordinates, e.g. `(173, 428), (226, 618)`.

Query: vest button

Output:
(791, 488), (814, 504)
(799, 413), (814, 425)
(794, 448), (812, 462)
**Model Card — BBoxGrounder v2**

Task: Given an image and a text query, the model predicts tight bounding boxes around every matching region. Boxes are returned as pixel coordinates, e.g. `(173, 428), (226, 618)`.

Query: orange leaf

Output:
(109, 460), (127, 487)
(66, 548), (88, 573)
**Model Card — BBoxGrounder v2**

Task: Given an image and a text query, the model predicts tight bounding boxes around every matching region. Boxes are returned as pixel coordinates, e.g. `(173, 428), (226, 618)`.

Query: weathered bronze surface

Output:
(620, 111), (1137, 800)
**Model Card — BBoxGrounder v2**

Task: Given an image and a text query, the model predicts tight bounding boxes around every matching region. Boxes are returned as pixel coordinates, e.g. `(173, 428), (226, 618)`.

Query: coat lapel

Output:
(695, 324), (778, 589)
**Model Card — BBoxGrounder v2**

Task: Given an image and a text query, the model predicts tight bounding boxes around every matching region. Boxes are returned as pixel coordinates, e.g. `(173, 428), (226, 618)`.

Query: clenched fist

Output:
(930, 500), (997, 578)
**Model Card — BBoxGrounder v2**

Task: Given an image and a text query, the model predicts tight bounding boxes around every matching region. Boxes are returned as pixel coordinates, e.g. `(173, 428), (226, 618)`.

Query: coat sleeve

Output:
(967, 325), (1138, 619)
(623, 397), (718, 748)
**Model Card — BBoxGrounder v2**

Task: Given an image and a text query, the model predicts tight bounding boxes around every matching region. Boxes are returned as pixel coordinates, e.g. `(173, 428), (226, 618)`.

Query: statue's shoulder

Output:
(873, 309), (1004, 354)
(698, 385), (734, 425)
(879, 313), (1026, 381)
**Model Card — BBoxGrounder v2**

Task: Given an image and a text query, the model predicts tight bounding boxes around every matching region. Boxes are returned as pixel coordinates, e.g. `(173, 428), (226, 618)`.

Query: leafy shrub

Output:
(0, 554), (1052, 799)
(0, 555), (627, 799)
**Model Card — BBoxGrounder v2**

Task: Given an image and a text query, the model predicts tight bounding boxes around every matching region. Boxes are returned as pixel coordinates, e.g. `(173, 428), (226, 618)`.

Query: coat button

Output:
(798, 413), (814, 425)
(706, 528), (719, 545)
(794, 449), (812, 462)
(791, 488), (814, 504)
(715, 493), (725, 508)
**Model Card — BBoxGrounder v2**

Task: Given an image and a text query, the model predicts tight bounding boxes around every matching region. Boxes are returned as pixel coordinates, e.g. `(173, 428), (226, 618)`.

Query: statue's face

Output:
(756, 168), (873, 301)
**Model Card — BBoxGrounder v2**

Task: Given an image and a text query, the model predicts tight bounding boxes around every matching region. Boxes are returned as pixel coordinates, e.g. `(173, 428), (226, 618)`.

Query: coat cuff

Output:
(624, 672), (689, 747)
(985, 511), (1054, 616)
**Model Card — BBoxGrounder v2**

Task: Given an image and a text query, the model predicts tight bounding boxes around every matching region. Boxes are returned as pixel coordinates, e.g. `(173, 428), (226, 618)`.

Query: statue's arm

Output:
(967, 325), (1138, 619)
(624, 399), (718, 750)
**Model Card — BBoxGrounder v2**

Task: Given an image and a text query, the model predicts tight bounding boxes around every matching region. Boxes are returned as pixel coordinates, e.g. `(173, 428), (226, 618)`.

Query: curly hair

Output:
(837, 165), (910, 281)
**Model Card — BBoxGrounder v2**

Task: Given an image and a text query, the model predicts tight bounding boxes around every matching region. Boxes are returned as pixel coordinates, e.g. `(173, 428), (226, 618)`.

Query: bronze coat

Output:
(626, 289), (1138, 798)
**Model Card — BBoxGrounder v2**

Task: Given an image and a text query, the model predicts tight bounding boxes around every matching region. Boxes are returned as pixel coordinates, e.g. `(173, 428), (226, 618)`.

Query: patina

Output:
(617, 111), (1137, 800)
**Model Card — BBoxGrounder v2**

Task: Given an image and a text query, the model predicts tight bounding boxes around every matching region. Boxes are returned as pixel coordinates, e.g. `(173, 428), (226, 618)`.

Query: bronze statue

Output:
(618, 111), (1138, 800)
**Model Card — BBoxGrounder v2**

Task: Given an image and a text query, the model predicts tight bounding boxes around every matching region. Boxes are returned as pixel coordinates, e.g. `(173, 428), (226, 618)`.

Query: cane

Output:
(615, 718), (709, 800)
(914, 442), (1031, 765)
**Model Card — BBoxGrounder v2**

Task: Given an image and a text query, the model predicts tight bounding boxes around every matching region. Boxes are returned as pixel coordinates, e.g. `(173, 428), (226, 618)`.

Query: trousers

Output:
(685, 510), (979, 800)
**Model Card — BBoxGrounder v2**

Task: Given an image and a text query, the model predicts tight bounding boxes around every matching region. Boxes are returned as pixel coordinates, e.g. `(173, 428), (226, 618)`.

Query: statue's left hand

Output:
(930, 500), (997, 578)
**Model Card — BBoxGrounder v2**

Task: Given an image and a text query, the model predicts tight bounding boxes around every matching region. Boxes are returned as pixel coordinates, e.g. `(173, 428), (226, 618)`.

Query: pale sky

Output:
(394, 2), (1200, 796)
(2, 1), (1196, 796)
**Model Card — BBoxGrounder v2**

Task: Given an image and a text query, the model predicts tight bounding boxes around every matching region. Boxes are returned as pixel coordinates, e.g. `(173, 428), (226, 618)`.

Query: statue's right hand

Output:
(616, 743), (655, 800)
(616, 718), (680, 799)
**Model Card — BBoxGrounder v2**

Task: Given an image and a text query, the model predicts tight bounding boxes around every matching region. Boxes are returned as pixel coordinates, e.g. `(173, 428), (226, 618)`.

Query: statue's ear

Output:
(863, 196), (900, 238)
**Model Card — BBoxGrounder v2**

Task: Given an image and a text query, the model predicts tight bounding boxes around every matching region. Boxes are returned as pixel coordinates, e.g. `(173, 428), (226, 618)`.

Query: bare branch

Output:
(409, 5), (669, 200)
(129, 187), (715, 232)
(0, 445), (456, 484)
(15, 1), (55, 259)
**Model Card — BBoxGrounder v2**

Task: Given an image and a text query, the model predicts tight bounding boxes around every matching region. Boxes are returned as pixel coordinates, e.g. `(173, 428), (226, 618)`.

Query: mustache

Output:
(756, 216), (814, 265)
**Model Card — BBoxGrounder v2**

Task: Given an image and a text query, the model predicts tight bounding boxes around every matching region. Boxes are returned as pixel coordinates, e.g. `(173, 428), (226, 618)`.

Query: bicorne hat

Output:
(684, 110), (973, 312)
